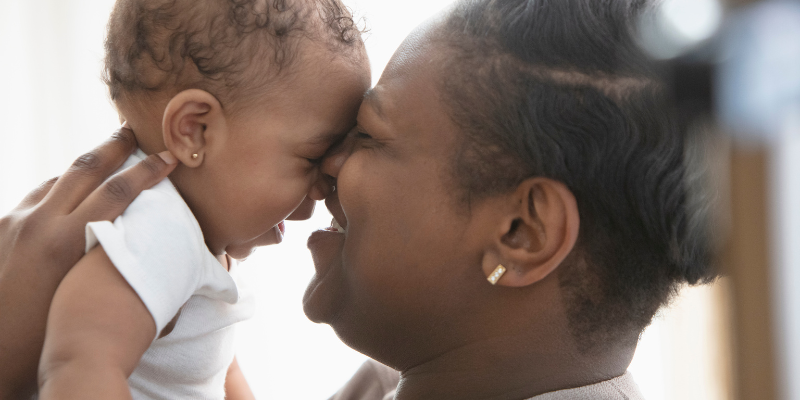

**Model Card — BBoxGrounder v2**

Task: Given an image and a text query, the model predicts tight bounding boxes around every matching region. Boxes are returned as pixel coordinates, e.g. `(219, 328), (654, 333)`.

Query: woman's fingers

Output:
(43, 126), (138, 213)
(13, 177), (59, 212)
(71, 152), (177, 225)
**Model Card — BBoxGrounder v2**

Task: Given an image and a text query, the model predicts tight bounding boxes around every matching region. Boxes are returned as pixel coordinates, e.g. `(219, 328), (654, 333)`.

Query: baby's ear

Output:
(162, 89), (227, 167)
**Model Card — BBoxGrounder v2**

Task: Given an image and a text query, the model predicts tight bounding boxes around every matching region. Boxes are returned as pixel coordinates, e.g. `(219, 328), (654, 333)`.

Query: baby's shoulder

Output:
(114, 179), (208, 264)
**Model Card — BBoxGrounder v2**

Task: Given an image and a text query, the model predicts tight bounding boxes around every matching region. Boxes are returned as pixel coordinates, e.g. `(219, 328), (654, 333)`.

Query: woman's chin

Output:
(303, 229), (346, 323)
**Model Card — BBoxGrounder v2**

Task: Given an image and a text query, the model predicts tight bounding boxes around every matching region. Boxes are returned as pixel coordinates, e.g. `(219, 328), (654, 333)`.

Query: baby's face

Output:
(191, 46), (370, 259)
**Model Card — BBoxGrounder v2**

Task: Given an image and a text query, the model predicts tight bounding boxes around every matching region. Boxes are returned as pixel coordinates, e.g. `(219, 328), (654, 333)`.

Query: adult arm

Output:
(0, 126), (177, 399)
(38, 246), (155, 399)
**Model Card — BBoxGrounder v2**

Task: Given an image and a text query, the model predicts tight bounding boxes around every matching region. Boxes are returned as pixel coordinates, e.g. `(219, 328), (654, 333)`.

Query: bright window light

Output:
(661, 0), (723, 43)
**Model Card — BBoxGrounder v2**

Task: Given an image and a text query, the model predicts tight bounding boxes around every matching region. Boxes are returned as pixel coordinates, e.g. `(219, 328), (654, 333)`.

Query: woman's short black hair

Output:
(440, 0), (715, 351)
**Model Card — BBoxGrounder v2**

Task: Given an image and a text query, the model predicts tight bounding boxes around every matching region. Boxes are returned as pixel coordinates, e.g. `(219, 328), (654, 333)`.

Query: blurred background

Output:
(0, 0), (798, 398)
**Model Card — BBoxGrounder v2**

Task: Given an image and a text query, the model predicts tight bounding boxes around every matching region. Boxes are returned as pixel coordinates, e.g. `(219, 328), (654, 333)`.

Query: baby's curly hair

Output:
(103, 0), (363, 108)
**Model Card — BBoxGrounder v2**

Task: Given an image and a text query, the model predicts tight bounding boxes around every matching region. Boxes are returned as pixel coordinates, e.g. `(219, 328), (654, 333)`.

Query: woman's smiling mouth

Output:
(327, 218), (346, 233)
(322, 190), (348, 234)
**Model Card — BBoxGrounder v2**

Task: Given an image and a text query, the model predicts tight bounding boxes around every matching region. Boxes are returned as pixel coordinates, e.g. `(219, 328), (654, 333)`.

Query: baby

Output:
(37, 0), (369, 398)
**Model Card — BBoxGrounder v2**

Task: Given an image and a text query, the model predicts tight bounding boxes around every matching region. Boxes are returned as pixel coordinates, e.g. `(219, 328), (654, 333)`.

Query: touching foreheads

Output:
(438, 0), (714, 352)
(103, 0), (363, 107)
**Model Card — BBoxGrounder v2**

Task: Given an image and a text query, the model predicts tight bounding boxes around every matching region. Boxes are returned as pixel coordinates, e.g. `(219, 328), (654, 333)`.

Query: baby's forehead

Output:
(228, 40), (369, 112)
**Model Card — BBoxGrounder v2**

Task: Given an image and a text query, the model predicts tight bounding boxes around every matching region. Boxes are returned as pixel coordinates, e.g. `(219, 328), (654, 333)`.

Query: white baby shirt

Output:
(84, 149), (255, 400)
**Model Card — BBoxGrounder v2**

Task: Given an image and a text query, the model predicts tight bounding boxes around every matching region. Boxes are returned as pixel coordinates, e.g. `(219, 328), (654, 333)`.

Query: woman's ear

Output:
(162, 89), (227, 168)
(481, 177), (580, 287)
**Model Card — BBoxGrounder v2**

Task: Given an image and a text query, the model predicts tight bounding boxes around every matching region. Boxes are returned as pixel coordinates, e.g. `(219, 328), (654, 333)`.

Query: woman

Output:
(0, 0), (712, 398)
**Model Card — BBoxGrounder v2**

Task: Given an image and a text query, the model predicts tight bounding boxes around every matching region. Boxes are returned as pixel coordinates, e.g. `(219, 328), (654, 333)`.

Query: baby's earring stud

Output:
(192, 153), (198, 159)
(487, 264), (506, 285)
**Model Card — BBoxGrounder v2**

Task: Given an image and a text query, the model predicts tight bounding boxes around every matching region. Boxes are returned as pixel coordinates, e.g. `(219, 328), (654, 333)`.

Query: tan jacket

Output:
(329, 360), (645, 400)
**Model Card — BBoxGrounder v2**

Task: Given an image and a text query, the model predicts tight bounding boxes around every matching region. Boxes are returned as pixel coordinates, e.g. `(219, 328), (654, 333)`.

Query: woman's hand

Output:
(0, 126), (178, 399)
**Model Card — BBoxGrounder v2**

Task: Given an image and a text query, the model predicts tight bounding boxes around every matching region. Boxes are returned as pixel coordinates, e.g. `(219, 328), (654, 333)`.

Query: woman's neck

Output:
(393, 319), (634, 400)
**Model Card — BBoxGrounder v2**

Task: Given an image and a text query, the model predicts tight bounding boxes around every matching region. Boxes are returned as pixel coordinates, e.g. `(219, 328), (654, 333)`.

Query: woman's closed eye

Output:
(355, 130), (372, 140)
(306, 156), (324, 166)
(352, 128), (388, 152)
(354, 129), (380, 148)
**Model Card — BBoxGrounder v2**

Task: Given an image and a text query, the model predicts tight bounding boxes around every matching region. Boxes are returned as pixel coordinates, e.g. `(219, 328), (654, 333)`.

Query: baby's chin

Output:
(226, 245), (257, 260)
(225, 226), (283, 260)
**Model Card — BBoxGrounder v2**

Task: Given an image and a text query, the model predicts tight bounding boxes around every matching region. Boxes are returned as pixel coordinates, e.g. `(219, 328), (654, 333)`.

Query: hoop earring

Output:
(487, 264), (506, 285)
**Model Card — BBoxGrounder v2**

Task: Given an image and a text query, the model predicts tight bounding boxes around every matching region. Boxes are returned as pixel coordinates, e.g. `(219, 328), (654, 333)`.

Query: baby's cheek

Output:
(276, 177), (318, 213)
(288, 197), (316, 221)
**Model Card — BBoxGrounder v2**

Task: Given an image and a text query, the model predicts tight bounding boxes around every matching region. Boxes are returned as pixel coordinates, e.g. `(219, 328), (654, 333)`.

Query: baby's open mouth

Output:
(277, 220), (285, 235)
(273, 220), (286, 243)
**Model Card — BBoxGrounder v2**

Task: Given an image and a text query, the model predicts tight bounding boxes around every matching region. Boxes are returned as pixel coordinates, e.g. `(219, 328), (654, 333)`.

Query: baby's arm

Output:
(38, 246), (155, 399)
(225, 357), (256, 400)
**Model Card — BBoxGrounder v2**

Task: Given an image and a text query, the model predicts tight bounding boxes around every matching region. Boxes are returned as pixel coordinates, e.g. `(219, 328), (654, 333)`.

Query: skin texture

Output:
(302, 19), (636, 399)
(0, 127), (177, 399)
(36, 39), (370, 398)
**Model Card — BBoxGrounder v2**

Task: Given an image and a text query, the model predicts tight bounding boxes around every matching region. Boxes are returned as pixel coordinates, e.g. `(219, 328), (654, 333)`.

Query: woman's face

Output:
(303, 21), (497, 367)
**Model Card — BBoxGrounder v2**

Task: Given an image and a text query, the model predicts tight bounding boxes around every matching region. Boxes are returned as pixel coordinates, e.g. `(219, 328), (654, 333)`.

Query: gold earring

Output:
(192, 153), (198, 159)
(487, 264), (506, 285)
